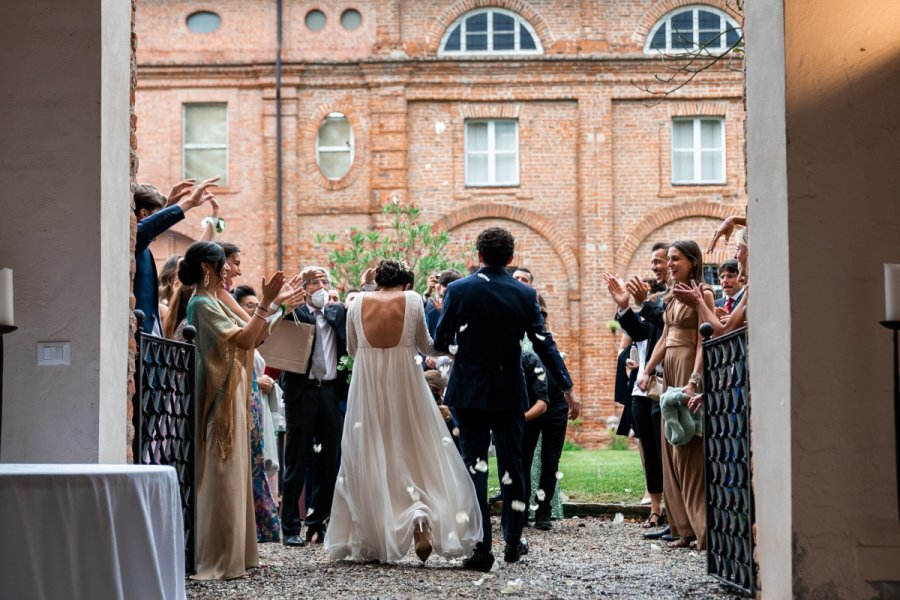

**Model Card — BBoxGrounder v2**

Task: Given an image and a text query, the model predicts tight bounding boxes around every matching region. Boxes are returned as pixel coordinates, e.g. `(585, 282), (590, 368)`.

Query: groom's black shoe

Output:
(462, 549), (495, 572)
(283, 534), (305, 547)
(504, 538), (528, 563)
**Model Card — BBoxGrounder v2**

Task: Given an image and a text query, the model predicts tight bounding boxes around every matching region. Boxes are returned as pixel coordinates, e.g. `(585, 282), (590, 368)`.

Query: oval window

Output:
(341, 9), (362, 31)
(316, 113), (354, 180)
(186, 11), (221, 33)
(305, 9), (326, 32)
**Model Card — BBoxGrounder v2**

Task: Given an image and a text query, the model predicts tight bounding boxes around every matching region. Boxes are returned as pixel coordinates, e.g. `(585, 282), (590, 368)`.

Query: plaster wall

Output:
(748, 0), (900, 596)
(0, 1), (132, 462)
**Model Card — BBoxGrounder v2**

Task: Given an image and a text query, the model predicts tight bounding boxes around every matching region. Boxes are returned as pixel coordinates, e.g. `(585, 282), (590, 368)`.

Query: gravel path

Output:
(188, 516), (744, 599)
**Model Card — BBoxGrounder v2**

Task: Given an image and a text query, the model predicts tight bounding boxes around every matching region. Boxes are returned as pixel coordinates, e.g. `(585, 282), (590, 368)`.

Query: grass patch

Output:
(488, 448), (645, 505)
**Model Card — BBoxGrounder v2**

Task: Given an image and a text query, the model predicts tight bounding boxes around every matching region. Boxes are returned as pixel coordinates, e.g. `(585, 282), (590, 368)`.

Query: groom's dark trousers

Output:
(435, 265), (573, 554)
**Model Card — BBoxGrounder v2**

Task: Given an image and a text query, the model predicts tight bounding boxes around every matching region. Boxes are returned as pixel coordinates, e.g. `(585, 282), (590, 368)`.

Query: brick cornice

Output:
(617, 200), (733, 270)
(432, 203), (579, 293)
(424, 0), (553, 56)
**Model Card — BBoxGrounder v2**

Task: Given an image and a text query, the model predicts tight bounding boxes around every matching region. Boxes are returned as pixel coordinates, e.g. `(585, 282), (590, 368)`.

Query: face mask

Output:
(310, 288), (327, 309)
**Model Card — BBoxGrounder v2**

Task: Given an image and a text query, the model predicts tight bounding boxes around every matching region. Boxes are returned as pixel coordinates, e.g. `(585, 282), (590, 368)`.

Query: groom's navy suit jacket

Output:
(434, 266), (572, 412)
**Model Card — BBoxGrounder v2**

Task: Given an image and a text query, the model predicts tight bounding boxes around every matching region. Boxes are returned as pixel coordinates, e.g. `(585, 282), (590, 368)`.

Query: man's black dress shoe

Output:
(534, 516), (552, 531)
(306, 526), (326, 544)
(488, 492), (502, 504)
(643, 525), (671, 540)
(283, 534), (305, 547)
(462, 549), (495, 572)
(503, 538), (528, 563)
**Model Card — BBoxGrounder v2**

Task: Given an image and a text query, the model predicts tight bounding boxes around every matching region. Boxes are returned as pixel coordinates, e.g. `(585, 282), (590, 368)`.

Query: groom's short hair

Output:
(476, 227), (515, 267)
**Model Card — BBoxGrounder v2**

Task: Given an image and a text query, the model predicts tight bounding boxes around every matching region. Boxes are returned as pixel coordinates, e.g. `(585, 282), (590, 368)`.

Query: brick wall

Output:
(135, 0), (746, 445)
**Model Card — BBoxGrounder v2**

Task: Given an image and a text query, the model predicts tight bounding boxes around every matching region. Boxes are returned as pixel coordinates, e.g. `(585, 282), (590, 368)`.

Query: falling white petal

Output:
(414, 355), (423, 365)
(312, 443), (322, 453)
(469, 465), (477, 475)
(510, 500), (527, 512)
(537, 374), (546, 381)
(501, 471), (512, 485)
(442, 437), (452, 447)
(455, 512), (470, 524)
(353, 422), (362, 431)
(613, 512), (625, 525)
(452, 427), (461, 437)
(306, 507), (315, 517)
(448, 344), (459, 355)
(474, 459), (488, 473)
(555, 471), (564, 480)
(530, 503), (539, 512)
(448, 531), (457, 541)
(407, 485), (421, 502)
(459, 323), (468, 332)
(534, 367), (544, 374)
(477, 273), (490, 282)
(535, 333), (546, 341)
(337, 475), (345, 485)
(560, 351), (568, 362)
(501, 579), (524, 595)
(536, 489), (546, 501)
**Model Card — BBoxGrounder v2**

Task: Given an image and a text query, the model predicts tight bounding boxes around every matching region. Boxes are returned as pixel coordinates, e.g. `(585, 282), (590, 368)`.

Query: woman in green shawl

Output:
(178, 241), (285, 580)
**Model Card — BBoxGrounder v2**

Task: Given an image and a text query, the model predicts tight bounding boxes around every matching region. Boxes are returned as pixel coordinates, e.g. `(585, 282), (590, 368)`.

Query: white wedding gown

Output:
(325, 291), (483, 562)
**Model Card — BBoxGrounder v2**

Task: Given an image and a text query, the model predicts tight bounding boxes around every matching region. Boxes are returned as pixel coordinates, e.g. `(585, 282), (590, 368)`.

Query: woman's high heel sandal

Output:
(413, 519), (433, 563)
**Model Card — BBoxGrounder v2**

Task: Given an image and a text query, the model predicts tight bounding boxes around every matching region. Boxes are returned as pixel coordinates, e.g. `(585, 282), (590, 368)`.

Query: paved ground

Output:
(187, 516), (744, 599)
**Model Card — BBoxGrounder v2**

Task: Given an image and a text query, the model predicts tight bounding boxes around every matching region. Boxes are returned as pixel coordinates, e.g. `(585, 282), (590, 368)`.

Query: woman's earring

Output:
(204, 271), (210, 288)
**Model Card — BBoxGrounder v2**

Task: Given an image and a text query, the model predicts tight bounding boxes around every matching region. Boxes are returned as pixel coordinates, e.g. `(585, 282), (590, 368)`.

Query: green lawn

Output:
(488, 447), (646, 505)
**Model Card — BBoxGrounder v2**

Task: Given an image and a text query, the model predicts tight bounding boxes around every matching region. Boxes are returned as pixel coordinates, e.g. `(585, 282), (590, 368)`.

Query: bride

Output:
(324, 260), (482, 564)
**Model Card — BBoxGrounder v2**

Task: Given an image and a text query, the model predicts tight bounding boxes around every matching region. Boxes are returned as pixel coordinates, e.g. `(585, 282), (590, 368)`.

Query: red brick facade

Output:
(135, 0), (746, 445)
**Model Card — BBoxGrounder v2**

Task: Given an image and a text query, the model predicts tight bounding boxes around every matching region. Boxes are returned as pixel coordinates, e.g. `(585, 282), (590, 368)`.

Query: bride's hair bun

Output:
(178, 241), (226, 286)
(375, 260), (407, 288)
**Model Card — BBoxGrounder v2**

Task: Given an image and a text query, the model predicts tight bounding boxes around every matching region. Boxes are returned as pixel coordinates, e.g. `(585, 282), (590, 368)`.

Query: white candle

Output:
(885, 264), (900, 322)
(0, 268), (12, 327)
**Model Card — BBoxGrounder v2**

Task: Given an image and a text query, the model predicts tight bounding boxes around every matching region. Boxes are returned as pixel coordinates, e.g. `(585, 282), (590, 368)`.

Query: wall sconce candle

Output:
(0, 268), (13, 327)
(886, 264), (900, 322)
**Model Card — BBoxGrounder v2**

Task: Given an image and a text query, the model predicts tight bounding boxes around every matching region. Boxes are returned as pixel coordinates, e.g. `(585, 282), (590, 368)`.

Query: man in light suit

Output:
(280, 267), (348, 547)
(435, 227), (579, 572)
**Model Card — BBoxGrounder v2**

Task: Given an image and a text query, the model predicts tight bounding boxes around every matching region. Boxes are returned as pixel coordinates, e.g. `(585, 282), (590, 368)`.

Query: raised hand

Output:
(603, 273), (631, 309)
(165, 179), (196, 207)
(260, 271), (285, 306)
(672, 280), (702, 307)
(707, 215), (746, 253)
(360, 267), (376, 288)
(179, 176), (220, 212)
(626, 276), (651, 306)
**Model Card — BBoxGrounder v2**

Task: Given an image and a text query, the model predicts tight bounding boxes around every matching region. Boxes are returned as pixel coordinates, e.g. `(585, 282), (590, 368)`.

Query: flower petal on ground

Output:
(500, 578), (524, 595)
(613, 512), (625, 525)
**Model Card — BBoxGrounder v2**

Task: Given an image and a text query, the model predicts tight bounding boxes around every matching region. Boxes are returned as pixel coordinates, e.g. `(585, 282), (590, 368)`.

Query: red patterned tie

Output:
(725, 297), (735, 313)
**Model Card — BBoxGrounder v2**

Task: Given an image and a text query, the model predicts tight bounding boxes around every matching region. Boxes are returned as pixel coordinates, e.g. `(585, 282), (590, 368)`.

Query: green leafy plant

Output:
(610, 435), (631, 451)
(316, 200), (470, 294)
(337, 354), (354, 384)
(606, 320), (621, 335)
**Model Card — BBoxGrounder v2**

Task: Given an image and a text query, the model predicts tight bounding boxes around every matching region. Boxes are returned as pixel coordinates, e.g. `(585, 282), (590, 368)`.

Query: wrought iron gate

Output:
(132, 310), (198, 574)
(701, 325), (757, 595)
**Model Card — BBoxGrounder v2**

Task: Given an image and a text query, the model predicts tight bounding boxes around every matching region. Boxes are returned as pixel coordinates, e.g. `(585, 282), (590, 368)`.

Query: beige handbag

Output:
(645, 374), (666, 402)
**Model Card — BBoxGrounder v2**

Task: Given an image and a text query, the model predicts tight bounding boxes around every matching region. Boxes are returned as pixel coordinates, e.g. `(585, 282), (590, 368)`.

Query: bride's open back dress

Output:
(324, 290), (482, 563)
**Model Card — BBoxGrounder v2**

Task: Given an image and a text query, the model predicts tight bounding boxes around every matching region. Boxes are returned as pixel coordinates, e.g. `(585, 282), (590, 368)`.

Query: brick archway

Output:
(432, 203), (579, 294)
(424, 0), (553, 55)
(616, 200), (734, 270)
(636, 0), (742, 41)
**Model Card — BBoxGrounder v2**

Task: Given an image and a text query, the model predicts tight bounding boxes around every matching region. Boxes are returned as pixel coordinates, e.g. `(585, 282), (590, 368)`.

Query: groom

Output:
(435, 227), (580, 571)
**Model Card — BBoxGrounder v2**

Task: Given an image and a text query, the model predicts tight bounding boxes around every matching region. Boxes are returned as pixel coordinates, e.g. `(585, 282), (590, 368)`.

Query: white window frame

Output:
(671, 117), (726, 185)
(644, 5), (741, 55)
(182, 102), (228, 185)
(438, 8), (543, 57)
(464, 119), (519, 187)
(316, 112), (355, 181)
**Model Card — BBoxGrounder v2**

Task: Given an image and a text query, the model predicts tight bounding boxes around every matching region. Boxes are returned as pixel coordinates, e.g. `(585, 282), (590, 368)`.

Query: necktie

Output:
(725, 297), (735, 313)
(310, 310), (327, 380)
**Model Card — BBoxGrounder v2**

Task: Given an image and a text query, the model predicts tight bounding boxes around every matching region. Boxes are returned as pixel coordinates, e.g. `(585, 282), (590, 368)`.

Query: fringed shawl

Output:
(188, 292), (254, 462)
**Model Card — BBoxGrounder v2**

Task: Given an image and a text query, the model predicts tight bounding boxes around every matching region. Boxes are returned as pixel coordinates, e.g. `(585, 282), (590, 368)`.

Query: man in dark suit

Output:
(133, 178), (216, 334)
(435, 227), (579, 572)
(714, 259), (745, 314)
(280, 267), (349, 547)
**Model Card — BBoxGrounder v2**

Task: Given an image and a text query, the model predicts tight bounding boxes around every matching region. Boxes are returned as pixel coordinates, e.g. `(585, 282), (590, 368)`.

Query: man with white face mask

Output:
(280, 267), (349, 548)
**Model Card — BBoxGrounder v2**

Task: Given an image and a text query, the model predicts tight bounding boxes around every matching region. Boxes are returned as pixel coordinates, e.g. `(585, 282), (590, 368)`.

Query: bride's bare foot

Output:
(413, 519), (433, 563)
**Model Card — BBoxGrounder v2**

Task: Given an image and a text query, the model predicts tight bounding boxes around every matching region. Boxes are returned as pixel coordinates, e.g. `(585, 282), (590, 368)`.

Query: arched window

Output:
(316, 113), (354, 180)
(439, 8), (542, 56)
(645, 5), (741, 54)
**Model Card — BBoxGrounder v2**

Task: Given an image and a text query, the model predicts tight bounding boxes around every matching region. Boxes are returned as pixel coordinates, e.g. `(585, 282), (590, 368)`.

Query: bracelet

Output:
(269, 302), (279, 312)
(689, 373), (702, 386)
(252, 312), (267, 322)
(201, 216), (226, 233)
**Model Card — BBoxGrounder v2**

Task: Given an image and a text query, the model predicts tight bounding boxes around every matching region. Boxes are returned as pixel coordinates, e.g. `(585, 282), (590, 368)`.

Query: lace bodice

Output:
(347, 290), (437, 356)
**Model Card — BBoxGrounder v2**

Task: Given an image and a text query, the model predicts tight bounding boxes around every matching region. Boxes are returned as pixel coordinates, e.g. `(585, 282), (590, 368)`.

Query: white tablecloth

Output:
(0, 464), (186, 600)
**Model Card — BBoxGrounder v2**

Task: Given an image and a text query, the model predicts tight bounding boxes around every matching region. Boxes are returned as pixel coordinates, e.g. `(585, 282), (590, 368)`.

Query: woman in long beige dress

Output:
(639, 240), (715, 550)
(179, 241), (286, 579)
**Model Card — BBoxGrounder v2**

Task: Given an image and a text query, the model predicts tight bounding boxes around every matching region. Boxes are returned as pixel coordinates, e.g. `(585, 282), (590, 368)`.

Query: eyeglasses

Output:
(243, 302), (259, 311)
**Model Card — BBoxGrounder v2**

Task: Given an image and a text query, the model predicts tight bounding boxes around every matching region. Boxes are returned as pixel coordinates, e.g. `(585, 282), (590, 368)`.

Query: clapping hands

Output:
(276, 274), (306, 313)
(671, 280), (703, 307)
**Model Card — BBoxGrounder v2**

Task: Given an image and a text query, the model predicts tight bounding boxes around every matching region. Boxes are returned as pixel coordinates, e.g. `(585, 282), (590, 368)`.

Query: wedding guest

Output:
(158, 255), (181, 322)
(179, 240), (283, 579)
(281, 267), (349, 547)
(638, 240), (715, 550)
(327, 289), (341, 305)
(715, 260), (744, 314)
(134, 176), (218, 334)
(162, 281), (193, 341)
(424, 269), (462, 338)
(512, 267), (533, 287)
(343, 288), (361, 309)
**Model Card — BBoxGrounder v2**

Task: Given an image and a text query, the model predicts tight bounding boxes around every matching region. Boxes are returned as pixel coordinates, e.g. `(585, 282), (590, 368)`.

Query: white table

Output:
(0, 464), (186, 600)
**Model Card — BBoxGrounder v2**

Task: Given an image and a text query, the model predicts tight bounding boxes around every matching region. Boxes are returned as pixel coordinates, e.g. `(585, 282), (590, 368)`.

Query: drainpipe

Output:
(275, 0), (284, 270)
